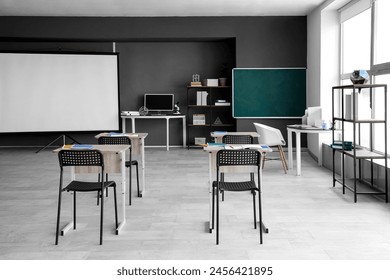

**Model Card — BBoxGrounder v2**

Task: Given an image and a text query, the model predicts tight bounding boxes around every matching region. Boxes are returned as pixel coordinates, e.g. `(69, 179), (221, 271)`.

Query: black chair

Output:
(97, 136), (140, 205)
(222, 134), (254, 145)
(212, 149), (263, 245)
(56, 149), (118, 245)
(220, 134), (254, 200)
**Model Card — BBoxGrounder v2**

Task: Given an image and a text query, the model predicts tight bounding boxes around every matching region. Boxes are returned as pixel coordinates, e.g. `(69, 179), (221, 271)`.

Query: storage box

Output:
(194, 137), (206, 145)
(202, 79), (218, 87)
(193, 114), (206, 125)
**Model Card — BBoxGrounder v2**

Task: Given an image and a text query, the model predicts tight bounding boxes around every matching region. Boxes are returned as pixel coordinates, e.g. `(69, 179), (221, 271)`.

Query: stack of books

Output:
(331, 141), (353, 151)
(190, 81), (202, 87)
(121, 111), (140, 116)
(215, 99), (231, 106)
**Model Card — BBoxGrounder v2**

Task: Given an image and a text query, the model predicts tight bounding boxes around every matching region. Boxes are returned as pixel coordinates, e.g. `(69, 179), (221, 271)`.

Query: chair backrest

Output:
(222, 134), (253, 144)
(98, 136), (131, 145)
(58, 149), (104, 167)
(253, 122), (286, 146)
(217, 149), (261, 167)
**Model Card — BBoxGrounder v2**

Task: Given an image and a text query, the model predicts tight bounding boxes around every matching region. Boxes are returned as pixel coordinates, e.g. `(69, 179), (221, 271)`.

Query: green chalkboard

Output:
(233, 68), (306, 118)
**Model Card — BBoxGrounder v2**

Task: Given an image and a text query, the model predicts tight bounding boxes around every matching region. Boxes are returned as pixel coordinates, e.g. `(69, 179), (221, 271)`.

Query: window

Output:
(341, 8), (371, 73)
(339, 0), (390, 154)
(374, 0), (390, 64)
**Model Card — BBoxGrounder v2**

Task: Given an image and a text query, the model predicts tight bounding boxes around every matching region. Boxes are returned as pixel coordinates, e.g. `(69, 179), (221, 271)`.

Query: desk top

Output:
(204, 144), (272, 153)
(53, 144), (130, 153)
(287, 124), (333, 132)
(211, 131), (259, 138)
(121, 114), (185, 119)
(95, 132), (148, 139)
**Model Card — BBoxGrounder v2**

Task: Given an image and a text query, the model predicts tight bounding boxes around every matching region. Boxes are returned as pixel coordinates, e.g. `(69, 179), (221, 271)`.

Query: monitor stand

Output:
(151, 111), (166, 116)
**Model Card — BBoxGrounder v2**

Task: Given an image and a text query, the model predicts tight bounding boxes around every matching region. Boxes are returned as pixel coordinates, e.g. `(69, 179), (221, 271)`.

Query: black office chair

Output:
(212, 149), (263, 245)
(56, 149), (118, 245)
(97, 136), (140, 205)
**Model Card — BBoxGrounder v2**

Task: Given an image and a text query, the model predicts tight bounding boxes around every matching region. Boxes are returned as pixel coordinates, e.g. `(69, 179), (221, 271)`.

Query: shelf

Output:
(333, 117), (385, 123)
(343, 149), (386, 159)
(332, 83), (388, 202)
(187, 86), (231, 89)
(187, 123), (235, 127)
(334, 178), (387, 195)
(186, 84), (235, 149)
(332, 84), (387, 90)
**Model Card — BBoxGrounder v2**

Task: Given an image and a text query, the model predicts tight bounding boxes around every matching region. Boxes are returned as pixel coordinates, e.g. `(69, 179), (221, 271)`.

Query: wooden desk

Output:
(287, 125), (333, 176)
(211, 131), (260, 143)
(203, 144), (272, 234)
(121, 114), (186, 151)
(53, 144), (129, 235)
(95, 132), (148, 197)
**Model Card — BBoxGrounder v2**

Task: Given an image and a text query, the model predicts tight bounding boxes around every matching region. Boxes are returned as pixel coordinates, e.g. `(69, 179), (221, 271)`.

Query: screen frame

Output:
(144, 93), (175, 112)
(0, 51), (121, 133)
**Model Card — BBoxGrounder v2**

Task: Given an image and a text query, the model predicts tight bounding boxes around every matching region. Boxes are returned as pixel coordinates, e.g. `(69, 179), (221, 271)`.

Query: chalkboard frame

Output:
(232, 68), (306, 118)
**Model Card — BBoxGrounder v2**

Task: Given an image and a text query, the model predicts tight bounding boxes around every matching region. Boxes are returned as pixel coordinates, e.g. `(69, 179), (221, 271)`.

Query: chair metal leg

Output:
(55, 187), (63, 245)
(258, 189), (263, 244)
(135, 162), (140, 197)
(211, 184), (215, 231)
(216, 184), (219, 245)
(100, 188), (104, 245)
(73, 191), (76, 229)
(105, 174), (109, 197)
(128, 165), (132, 206)
(113, 185), (118, 228)
(252, 191), (257, 229)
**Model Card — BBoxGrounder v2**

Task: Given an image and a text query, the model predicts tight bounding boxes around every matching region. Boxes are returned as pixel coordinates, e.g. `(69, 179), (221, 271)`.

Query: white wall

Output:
(307, 0), (348, 160)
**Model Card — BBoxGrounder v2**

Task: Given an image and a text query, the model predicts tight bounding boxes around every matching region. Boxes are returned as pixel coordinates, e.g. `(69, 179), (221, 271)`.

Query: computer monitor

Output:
(144, 93), (174, 114)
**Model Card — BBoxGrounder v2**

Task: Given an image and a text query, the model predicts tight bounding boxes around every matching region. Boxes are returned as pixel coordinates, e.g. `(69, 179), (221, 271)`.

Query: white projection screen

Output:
(0, 52), (120, 133)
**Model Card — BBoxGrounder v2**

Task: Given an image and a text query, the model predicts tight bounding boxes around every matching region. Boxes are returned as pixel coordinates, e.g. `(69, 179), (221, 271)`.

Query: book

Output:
(71, 144), (93, 149)
(190, 81), (202, 86)
(207, 142), (225, 147)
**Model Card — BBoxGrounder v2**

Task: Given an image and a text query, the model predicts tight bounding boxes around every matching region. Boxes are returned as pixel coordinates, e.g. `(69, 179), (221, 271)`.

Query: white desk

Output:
(121, 114), (186, 151)
(54, 144), (129, 235)
(211, 131), (260, 143)
(287, 125), (333, 176)
(95, 132), (148, 197)
(203, 144), (272, 234)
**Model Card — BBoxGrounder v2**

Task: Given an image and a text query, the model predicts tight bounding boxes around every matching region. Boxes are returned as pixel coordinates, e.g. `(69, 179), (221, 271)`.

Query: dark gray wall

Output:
(0, 16), (306, 147)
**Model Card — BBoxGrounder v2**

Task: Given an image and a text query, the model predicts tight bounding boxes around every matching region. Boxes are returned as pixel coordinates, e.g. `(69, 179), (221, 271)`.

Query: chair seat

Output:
(125, 160), (138, 167)
(64, 180), (116, 192)
(213, 180), (257, 192)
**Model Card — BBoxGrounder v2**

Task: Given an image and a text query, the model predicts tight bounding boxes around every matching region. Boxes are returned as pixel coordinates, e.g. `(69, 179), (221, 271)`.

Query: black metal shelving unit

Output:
(332, 84), (388, 202)
(186, 86), (235, 148)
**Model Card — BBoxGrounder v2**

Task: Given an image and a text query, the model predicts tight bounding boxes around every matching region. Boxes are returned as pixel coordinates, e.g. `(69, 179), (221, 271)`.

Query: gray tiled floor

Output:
(1, 147), (390, 260)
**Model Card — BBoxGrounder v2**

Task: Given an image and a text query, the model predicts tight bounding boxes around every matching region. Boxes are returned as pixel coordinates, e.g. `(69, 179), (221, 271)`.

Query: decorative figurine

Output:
(173, 102), (180, 114)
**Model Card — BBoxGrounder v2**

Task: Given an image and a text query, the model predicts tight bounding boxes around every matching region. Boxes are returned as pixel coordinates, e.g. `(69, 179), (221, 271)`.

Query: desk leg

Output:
(288, 129), (293, 170)
(139, 138), (146, 197)
(182, 116), (187, 148)
(122, 118), (126, 133)
(116, 150), (127, 234)
(208, 153), (213, 233)
(296, 132), (301, 176)
(131, 118), (136, 134)
(61, 167), (76, 235)
(166, 118), (169, 151)
(318, 134), (323, 166)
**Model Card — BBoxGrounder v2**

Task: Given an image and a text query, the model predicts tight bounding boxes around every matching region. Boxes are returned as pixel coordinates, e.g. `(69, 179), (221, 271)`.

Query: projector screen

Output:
(0, 52), (120, 133)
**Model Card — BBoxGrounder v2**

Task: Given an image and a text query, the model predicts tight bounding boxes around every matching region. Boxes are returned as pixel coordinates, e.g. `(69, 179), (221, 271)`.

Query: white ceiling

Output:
(0, 0), (326, 17)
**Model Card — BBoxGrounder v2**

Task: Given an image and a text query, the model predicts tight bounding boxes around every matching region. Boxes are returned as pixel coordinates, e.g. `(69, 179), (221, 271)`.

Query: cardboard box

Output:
(202, 79), (218, 87)
(194, 137), (206, 145)
(193, 114), (206, 125)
